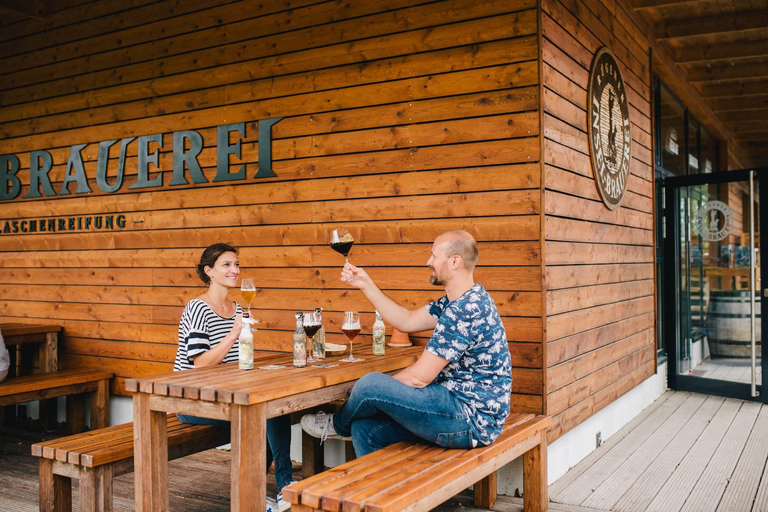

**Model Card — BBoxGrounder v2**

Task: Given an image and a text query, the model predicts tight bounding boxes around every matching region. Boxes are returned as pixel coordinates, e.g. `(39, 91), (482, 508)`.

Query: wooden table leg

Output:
(134, 393), (168, 512)
(66, 394), (86, 435)
(39, 332), (59, 430)
(41, 332), (59, 372)
(89, 379), (110, 429)
(231, 402), (267, 512)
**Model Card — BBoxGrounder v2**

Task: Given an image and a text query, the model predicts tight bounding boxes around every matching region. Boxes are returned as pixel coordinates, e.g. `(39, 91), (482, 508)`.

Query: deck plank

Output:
(547, 390), (677, 501)
(611, 395), (726, 512)
(643, 398), (742, 512)
(680, 401), (761, 511)
(581, 393), (708, 510)
(552, 390), (689, 505)
(717, 405), (768, 512)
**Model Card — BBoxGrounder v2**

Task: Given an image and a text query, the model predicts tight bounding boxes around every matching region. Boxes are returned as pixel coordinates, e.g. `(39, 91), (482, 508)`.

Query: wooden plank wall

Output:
(541, 0), (657, 440)
(0, 0), (544, 407)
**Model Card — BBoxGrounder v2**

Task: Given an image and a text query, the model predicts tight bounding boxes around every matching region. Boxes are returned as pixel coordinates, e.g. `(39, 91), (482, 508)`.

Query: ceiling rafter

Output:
(675, 39), (768, 63)
(658, 11), (768, 40)
(0, 0), (47, 19)
(685, 60), (768, 82)
(698, 79), (768, 98)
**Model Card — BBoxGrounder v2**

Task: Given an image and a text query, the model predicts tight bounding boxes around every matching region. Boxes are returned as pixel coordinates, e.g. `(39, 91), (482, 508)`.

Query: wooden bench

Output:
(31, 414), (230, 512)
(0, 369), (112, 434)
(283, 413), (551, 512)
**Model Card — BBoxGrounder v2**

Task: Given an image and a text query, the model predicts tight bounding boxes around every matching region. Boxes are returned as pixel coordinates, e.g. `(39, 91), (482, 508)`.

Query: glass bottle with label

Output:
(293, 312), (307, 368)
(372, 310), (386, 356)
(238, 312), (254, 370)
(313, 307), (326, 360)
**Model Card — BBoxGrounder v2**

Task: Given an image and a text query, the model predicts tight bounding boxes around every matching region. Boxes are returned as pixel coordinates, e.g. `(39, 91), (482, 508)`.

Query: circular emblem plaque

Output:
(694, 201), (733, 242)
(588, 48), (632, 210)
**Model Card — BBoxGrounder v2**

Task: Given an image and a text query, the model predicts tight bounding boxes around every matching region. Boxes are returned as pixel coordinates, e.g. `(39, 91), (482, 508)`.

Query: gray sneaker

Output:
(300, 412), (351, 443)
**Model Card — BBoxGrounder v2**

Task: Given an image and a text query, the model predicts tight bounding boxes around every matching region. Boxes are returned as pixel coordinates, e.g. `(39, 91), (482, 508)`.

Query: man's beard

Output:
(430, 272), (444, 286)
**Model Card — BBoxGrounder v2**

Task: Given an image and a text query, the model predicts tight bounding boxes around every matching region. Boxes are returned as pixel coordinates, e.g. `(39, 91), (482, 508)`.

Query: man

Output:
(301, 230), (512, 455)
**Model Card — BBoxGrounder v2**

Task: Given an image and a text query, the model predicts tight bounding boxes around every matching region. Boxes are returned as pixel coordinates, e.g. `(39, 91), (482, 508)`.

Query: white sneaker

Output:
(300, 412), (351, 443)
(266, 497), (278, 512)
(276, 486), (293, 511)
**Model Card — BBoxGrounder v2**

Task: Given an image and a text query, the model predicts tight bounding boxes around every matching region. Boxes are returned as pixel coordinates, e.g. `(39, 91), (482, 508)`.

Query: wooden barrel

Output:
(707, 290), (762, 357)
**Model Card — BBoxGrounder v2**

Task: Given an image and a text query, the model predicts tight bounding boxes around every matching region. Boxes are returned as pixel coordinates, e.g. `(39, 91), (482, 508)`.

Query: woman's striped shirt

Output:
(174, 298), (242, 371)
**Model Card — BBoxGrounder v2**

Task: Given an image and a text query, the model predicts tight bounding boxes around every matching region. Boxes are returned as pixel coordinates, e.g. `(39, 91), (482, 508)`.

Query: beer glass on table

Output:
(340, 311), (363, 362)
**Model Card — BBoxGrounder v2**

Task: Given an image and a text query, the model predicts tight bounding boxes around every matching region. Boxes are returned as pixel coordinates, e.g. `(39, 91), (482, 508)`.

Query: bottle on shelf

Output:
(238, 312), (254, 370)
(293, 312), (307, 368)
(372, 310), (386, 356)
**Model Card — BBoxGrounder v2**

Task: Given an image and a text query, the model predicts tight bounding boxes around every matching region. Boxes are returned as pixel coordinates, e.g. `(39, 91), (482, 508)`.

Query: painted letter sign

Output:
(588, 48), (632, 210)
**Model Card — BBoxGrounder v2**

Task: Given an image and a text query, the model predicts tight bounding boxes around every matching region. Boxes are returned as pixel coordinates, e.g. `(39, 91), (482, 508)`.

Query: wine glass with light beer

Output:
(241, 278), (256, 314)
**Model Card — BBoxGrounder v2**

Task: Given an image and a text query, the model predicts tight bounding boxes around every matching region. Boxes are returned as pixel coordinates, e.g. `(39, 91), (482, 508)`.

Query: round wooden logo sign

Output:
(588, 48), (632, 210)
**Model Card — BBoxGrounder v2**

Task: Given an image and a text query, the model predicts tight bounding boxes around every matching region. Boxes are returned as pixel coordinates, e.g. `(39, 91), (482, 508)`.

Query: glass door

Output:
(664, 169), (766, 402)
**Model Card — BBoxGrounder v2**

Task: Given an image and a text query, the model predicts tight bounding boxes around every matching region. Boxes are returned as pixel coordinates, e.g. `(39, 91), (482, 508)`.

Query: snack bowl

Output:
(325, 343), (347, 356)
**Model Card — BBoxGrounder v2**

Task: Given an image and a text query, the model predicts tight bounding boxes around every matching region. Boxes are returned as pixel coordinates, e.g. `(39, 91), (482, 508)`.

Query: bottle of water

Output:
(238, 312), (254, 370)
(372, 310), (386, 356)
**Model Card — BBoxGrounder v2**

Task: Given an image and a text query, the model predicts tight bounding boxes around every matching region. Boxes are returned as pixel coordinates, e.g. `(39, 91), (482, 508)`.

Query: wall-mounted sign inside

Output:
(0, 118), (282, 201)
(588, 47), (632, 210)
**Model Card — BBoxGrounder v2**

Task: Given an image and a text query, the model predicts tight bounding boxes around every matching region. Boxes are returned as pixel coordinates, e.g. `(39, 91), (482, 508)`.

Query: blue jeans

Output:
(332, 372), (475, 456)
(177, 413), (293, 492)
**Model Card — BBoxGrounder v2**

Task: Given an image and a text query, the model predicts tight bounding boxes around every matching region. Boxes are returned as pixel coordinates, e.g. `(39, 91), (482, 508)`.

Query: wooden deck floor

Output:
(550, 390), (768, 512)
(2, 391), (765, 511)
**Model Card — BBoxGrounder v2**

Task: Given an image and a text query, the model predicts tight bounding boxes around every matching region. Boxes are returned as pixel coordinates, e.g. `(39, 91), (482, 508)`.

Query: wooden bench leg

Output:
(79, 465), (113, 512)
(302, 430), (324, 478)
(523, 431), (548, 512)
(89, 379), (110, 429)
(39, 458), (72, 512)
(474, 472), (497, 508)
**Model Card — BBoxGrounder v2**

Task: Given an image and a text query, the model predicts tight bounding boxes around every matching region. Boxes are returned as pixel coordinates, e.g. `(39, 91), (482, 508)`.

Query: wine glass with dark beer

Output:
(340, 311), (363, 362)
(303, 312), (321, 363)
(241, 278), (256, 314)
(330, 228), (354, 263)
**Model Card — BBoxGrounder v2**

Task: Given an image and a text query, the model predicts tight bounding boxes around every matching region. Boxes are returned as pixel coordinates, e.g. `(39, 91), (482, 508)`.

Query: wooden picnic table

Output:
(1, 323), (61, 375)
(126, 345), (422, 512)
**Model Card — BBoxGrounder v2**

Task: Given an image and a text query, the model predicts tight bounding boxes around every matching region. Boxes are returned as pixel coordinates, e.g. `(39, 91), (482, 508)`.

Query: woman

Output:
(174, 243), (293, 511)
(0, 326), (8, 383)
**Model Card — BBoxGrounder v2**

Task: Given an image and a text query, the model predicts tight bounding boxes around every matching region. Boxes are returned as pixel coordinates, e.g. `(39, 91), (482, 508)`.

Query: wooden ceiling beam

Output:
(734, 131), (768, 141)
(633, 0), (708, 10)
(676, 39), (768, 63)
(686, 60), (768, 82)
(698, 79), (768, 98)
(717, 109), (768, 122)
(709, 94), (768, 112)
(0, 0), (47, 19)
(658, 11), (768, 40)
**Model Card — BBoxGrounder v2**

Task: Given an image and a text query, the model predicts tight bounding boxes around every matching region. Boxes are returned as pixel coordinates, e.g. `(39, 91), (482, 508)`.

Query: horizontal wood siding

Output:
(0, 0), (543, 406)
(541, 0), (657, 441)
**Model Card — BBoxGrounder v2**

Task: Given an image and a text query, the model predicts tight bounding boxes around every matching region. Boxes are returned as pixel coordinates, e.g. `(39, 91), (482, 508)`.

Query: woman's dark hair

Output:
(196, 243), (239, 285)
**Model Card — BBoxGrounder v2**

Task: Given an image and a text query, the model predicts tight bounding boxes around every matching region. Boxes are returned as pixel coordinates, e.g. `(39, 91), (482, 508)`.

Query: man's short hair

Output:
(439, 230), (479, 271)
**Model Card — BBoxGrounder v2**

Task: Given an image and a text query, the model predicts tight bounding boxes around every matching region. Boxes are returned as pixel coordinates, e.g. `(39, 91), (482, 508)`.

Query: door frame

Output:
(663, 168), (768, 403)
